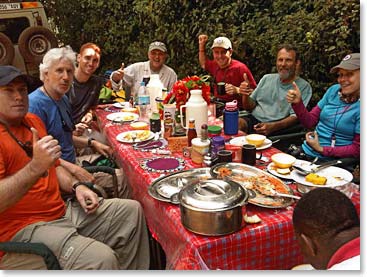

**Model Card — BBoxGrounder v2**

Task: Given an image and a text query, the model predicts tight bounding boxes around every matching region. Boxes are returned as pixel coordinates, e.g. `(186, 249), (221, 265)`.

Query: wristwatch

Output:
(87, 137), (95, 147)
(72, 181), (86, 194)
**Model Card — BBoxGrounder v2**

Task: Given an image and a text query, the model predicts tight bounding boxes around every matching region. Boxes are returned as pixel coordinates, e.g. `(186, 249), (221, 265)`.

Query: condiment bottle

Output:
(187, 118), (197, 147)
(223, 100), (239, 135)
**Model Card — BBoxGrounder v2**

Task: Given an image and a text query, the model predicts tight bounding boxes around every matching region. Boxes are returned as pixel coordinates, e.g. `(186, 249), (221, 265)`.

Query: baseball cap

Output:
(149, 41), (167, 53)
(330, 53), (360, 73)
(211, 37), (232, 50)
(0, 65), (29, 87)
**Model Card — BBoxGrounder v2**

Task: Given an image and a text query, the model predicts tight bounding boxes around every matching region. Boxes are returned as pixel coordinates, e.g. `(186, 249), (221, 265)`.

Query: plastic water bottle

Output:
(137, 81), (150, 120)
(223, 100), (239, 135)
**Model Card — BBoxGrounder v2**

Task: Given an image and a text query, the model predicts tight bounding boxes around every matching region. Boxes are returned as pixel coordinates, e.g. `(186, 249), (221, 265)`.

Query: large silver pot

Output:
(178, 178), (251, 236)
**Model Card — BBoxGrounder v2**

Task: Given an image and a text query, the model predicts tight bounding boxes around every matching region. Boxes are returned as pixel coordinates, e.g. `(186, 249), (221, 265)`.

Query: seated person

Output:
(110, 41), (177, 97)
(66, 42), (106, 145)
(198, 34), (257, 112)
(239, 44), (312, 136)
(286, 53), (360, 161)
(28, 46), (130, 199)
(292, 188), (360, 270)
(0, 65), (149, 269)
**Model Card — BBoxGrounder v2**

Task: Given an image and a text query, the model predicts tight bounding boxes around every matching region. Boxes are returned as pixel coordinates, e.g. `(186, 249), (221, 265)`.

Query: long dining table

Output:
(94, 105), (360, 270)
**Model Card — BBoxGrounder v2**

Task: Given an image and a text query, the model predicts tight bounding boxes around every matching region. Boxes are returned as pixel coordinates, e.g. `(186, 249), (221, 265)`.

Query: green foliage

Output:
(40, 0), (359, 104)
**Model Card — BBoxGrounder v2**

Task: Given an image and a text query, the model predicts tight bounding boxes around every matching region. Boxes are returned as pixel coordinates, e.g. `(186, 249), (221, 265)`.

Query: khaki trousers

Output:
(0, 198), (150, 269)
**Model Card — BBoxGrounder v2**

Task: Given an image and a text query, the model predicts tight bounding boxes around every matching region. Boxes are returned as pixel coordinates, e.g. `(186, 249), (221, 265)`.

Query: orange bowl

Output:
(245, 134), (266, 147)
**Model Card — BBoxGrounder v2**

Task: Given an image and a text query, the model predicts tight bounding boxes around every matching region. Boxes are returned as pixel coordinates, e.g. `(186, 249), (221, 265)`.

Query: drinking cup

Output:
(217, 82), (226, 95)
(217, 150), (233, 163)
(242, 144), (256, 165)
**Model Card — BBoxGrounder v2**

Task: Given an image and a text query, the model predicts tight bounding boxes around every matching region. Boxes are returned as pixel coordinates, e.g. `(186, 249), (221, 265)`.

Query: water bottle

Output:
(223, 100), (239, 135)
(146, 74), (163, 113)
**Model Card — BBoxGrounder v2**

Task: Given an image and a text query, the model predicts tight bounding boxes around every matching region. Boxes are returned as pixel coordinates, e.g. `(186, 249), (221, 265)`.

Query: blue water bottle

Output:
(223, 100), (239, 135)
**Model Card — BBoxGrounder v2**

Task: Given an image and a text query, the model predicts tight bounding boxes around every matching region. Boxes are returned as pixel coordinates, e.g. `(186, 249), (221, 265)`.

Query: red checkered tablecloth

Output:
(95, 105), (360, 270)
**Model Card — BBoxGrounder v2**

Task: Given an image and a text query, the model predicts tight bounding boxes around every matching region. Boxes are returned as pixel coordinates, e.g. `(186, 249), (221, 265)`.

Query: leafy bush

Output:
(41, 0), (359, 105)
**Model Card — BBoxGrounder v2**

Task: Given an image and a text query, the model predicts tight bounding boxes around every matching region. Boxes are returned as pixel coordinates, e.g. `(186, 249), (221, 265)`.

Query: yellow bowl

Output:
(271, 153), (296, 169)
(130, 121), (148, 130)
(245, 134), (266, 147)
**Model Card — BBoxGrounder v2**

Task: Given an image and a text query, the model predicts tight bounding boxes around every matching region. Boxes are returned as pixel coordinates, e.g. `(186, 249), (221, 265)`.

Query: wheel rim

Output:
(28, 34), (50, 55)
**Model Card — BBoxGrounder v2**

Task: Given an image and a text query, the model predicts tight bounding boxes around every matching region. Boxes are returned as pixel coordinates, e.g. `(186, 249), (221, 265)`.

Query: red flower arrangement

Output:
(163, 75), (211, 111)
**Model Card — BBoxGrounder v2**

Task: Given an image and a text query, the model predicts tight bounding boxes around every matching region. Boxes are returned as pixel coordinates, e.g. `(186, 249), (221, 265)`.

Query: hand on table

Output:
(253, 122), (276, 136)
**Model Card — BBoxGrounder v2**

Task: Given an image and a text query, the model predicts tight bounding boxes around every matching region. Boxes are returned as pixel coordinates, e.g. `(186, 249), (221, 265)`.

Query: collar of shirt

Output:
(327, 237), (360, 269)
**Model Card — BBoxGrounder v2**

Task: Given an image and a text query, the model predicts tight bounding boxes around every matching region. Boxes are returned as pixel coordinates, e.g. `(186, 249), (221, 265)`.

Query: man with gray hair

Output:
(29, 46), (131, 199)
(110, 41), (177, 97)
(0, 65), (150, 269)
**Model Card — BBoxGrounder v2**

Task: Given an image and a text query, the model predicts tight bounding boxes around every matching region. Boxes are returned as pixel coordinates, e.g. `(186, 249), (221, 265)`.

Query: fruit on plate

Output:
(305, 173), (327, 185)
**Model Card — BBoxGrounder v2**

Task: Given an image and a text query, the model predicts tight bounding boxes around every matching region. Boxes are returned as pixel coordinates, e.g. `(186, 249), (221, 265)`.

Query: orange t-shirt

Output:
(0, 113), (66, 252)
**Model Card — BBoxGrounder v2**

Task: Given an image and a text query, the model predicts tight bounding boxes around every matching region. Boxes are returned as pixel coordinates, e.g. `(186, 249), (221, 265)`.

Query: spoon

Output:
(292, 160), (342, 176)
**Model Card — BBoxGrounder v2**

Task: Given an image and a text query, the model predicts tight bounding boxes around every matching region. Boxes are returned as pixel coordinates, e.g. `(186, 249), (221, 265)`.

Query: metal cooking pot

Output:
(178, 178), (252, 236)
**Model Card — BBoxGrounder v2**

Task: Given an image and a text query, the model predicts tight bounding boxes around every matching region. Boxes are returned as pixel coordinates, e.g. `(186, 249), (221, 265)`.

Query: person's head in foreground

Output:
(292, 187), (360, 269)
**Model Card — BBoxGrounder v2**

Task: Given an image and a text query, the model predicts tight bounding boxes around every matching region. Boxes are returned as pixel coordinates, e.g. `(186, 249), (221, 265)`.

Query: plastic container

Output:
(146, 74), (163, 113)
(208, 125), (222, 138)
(211, 136), (225, 158)
(223, 100), (239, 135)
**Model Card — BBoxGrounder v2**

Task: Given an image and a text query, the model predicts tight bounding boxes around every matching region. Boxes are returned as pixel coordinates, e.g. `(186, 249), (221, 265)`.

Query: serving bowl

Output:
(245, 134), (266, 147)
(271, 153), (296, 169)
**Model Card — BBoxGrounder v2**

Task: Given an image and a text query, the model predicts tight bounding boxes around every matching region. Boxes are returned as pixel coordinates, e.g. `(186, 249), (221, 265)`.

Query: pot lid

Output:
(179, 179), (248, 211)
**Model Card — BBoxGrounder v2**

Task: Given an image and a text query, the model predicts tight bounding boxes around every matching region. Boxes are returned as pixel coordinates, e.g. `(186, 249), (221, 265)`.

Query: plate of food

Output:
(229, 136), (272, 150)
(210, 162), (295, 208)
(116, 130), (154, 143)
(106, 112), (139, 122)
(290, 162), (353, 188)
(112, 102), (128, 108)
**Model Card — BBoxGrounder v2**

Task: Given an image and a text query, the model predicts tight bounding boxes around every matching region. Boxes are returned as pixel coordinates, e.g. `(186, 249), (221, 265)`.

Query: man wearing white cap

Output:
(198, 34), (257, 111)
(110, 41), (177, 97)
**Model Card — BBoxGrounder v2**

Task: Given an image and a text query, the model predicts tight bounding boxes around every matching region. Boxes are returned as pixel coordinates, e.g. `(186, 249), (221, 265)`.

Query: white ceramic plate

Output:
(290, 161), (353, 188)
(112, 102), (128, 108)
(116, 130), (154, 143)
(229, 136), (272, 150)
(106, 112), (139, 122)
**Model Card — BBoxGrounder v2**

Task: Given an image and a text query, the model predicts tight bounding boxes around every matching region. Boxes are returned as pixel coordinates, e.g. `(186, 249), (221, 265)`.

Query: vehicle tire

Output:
(0, 33), (15, 65)
(18, 26), (58, 64)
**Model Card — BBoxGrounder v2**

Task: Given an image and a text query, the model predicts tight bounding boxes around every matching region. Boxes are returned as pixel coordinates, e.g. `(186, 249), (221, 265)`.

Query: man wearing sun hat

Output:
(0, 65), (150, 269)
(198, 34), (257, 112)
(110, 40), (177, 97)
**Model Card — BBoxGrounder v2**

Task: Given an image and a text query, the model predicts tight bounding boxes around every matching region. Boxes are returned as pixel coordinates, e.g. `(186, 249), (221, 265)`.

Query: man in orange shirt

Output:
(0, 66), (149, 269)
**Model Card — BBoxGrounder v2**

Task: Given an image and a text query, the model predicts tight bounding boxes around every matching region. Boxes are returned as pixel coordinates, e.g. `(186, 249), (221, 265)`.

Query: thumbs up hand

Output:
(239, 73), (253, 96)
(286, 82), (302, 104)
(111, 62), (125, 83)
(31, 128), (61, 173)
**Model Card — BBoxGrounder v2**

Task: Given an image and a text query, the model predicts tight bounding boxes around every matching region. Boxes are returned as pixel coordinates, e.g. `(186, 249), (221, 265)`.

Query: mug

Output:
(242, 144), (256, 165)
(217, 82), (226, 95)
(217, 150), (233, 163)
